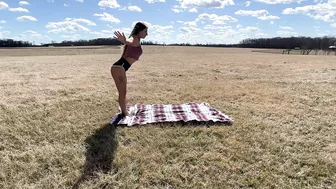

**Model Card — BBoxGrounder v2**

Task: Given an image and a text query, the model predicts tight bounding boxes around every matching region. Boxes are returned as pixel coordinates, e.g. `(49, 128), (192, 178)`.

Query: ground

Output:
(0, 46), (335, 188)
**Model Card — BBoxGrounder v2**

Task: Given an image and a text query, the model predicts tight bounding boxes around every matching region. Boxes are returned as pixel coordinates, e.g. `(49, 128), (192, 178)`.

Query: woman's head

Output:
(129, 22), (148, 39)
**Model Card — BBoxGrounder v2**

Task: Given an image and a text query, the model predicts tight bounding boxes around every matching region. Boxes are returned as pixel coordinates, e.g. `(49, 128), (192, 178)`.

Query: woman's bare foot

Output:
(122, 111), (129, 117)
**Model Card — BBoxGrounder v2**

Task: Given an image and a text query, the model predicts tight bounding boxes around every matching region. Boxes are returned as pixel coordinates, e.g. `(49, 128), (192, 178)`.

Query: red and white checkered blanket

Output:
(109, 102), (233, 126)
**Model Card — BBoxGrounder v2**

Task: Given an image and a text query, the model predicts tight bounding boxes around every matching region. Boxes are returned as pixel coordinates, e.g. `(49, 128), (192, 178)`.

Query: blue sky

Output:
(0, 0), (335, 45)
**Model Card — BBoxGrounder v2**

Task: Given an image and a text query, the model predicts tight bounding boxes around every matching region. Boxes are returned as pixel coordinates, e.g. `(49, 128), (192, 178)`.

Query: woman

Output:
(111, 22), (148, 118)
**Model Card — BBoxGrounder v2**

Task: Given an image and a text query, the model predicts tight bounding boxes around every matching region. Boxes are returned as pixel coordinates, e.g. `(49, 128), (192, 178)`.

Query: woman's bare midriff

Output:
(123, 56), (137, 65)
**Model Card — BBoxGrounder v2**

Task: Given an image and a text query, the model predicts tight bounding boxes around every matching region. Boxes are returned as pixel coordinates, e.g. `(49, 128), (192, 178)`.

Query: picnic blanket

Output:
(109, 102), (233, 126)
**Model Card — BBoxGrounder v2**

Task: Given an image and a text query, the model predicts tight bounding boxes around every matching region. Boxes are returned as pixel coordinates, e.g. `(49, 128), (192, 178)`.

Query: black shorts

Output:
(112, 57), (131, 71)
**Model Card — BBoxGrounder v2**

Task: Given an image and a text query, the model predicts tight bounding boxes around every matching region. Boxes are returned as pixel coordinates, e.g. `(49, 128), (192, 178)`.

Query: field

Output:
(0, 46), (335, 188)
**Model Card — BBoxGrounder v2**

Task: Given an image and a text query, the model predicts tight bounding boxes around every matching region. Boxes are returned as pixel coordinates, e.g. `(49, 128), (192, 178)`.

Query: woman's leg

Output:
(111, 67), (129, 116)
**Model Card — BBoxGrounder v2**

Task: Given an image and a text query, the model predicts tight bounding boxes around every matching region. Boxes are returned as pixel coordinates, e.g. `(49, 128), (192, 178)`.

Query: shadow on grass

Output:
(72, 120), (231, 188)
(73, 123), (118, 189)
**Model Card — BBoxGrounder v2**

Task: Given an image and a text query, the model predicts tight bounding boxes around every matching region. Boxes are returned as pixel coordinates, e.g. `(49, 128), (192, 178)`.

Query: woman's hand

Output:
(113, 31), (126, 44)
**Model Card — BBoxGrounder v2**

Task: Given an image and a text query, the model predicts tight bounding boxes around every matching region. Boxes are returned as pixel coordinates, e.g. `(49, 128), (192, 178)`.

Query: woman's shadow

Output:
(73, 123), (118, 189)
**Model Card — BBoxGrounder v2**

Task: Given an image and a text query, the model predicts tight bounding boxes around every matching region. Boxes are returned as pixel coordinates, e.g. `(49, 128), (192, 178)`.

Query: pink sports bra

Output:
(123, 45), (143, 60)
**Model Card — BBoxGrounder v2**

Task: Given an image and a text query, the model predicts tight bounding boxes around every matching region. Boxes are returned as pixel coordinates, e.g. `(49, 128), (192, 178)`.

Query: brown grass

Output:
(0, 46), (335, 189)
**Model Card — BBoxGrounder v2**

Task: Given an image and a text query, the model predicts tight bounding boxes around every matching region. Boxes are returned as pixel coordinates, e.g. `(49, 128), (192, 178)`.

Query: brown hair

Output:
(129, 22), (147, 37)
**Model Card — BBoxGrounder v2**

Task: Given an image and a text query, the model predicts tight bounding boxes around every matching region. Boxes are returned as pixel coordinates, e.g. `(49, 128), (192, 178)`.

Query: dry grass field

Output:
(0, 46), (335, 189)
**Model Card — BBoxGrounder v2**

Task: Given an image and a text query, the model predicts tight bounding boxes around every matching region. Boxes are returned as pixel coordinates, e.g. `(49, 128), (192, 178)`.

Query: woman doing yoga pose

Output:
(111, 22), (148, 117)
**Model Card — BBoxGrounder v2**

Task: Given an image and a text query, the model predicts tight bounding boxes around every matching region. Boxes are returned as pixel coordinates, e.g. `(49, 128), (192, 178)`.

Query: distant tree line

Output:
(0, 39), (33, 47)
(169, 43), (239, 47)
(141, 41), (164, 45)
(239, 36), (336, 50)
(1, 36), (335, 49)
(41, 38), (123, 47)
